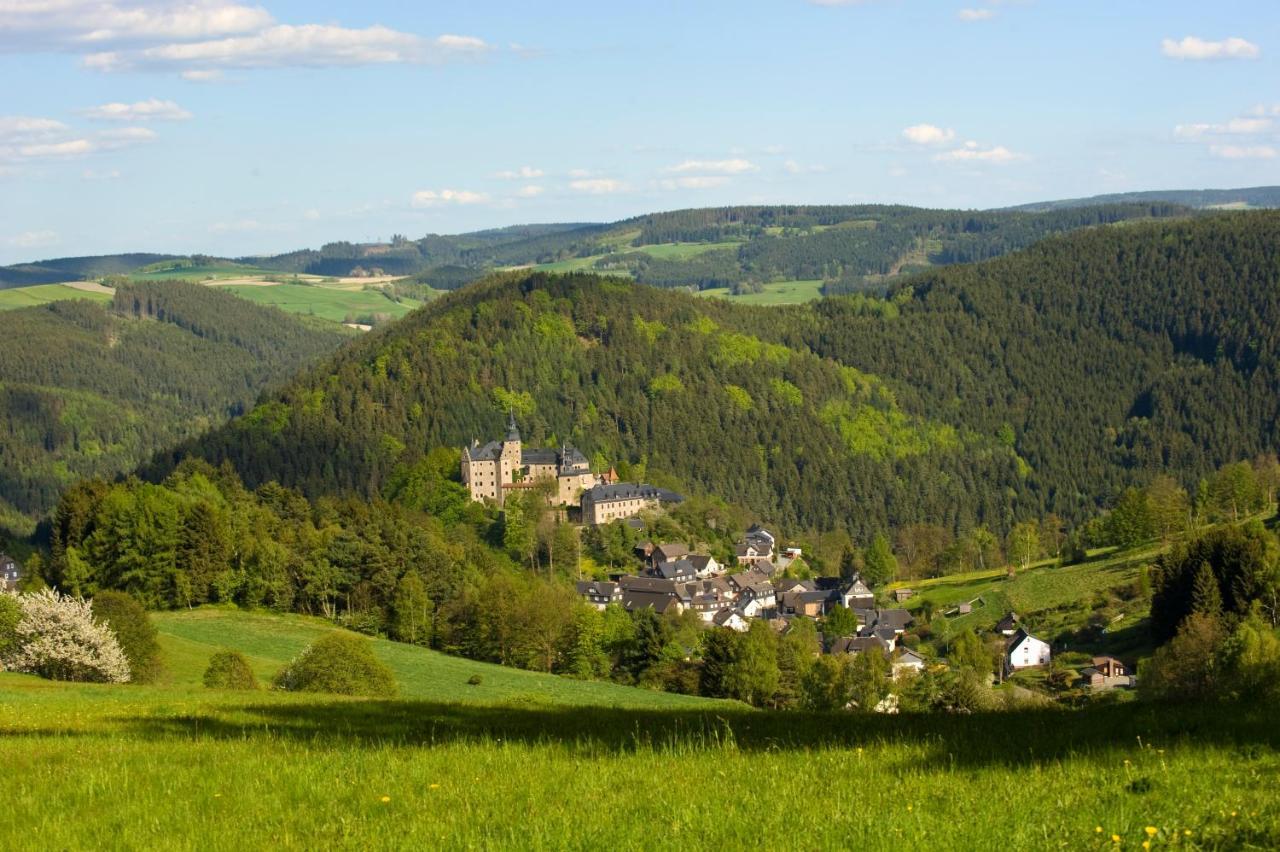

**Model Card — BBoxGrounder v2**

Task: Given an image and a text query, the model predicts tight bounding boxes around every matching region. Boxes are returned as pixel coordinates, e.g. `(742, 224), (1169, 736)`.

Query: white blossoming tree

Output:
(1, 589), (131, 683)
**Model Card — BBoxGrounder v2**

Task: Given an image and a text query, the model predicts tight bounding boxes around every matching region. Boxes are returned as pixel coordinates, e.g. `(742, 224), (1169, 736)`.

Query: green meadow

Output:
(127, 262), (277, 282)
(698, 279), (825, 305)
(0, 283), (112, 310)
(0, 609), (1276, 848)
(220, 283), (426, 323)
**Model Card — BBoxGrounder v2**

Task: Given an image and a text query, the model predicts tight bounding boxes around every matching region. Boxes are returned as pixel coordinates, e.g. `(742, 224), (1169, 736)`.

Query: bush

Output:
(203, 649), (259, 690)
(273, 632), (397, 697)
(467, 673), (483, 686)
(0, 594), (20, 660)
(2, 589), (130, 683)
(91, 591), (163, 684)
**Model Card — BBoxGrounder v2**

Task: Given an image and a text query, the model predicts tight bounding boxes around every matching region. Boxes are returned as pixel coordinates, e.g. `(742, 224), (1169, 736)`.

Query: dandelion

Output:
(1142, 843), (1150, 851)
(1145, 827), (1158, 837)
(1096, 827), (1103, 834)
(1230, 811), (1237, 818)
(429, 784), (440, 790)
(1183, 830), (1191, 836)
(1112, 834), (1121, 844)
(380, 796), (391, 803)
(907, 805), (913, 812)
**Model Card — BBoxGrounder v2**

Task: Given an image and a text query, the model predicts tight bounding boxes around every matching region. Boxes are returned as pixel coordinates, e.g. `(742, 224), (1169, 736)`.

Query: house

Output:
(581, 482), (685, 526)
(891, 588), (915, 603)
(735, 525), (776, 566)
(1080, 656), (1135, 690)
(575, 580), (621, 610)
(783, 546), (802, 560)
(0, 553), (20, 592)
(780, 588), (842, 618)
(728, 569), (770, 593)
(1005, 629), (1051, 671)
(462, 414), (598, 507)
(892, 649), (926, 679)
(995, 612), (1021, 636)
(713, 609), (750, 633)
(830, 636), (890, 656)
(688, 588), (735, 622)
(633, 541), (656, 560)
(650, 542), (690, 567)
(621, 588), (685, 615)
(653, 558), (698, 583)
(737, 583), (777, 618)
(839, 577), (875, 610)
(873, 609), (914, 634)
(687, 554), (722, 579)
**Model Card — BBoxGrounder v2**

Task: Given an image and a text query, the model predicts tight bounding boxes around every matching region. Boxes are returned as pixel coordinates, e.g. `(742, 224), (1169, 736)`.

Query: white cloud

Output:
(0, 116), (70, 141)
(1161, 36), (1260, 61)
(83, 25), (490, 72)
(1210, 144), (1276, 160)
(934, 141), (1022, 163)
(515, 185), (543, 197)
(665, 158), (757, 175)
(568, 168), (593, 178)
(1175, 117), (1271, 138)
(782, 159), (828, 174)
(7, 229), (58, 249)
(569, 178), (626, 194)
(902, 124), (956, 145)
(82, 98), (191, 121)
(0, 0), (273, 49)
(181, 69), (224, 82)
(494, 165), (544, 179)
(411, 188), (490, 207)
(958, 8), (995, 21)
(13, 138), (96, 158)
(659, 175), (728, 190)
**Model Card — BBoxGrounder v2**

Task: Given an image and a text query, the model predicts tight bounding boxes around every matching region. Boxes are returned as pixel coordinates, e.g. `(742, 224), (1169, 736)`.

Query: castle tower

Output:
(499, 411), (522, 496)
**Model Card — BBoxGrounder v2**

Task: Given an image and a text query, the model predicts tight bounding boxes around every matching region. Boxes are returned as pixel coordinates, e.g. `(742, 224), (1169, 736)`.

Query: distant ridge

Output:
(1002, 186), (1280, 213)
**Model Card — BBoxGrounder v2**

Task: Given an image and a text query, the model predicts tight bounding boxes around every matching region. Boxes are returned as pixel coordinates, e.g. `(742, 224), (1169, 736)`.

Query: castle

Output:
(461, 414), (600, 507)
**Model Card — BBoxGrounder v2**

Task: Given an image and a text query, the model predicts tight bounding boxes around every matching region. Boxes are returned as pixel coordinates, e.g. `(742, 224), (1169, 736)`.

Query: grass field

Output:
(2, 634), (1277, 848)
(128, 262), (277, 282)
(698, 279), (825, 305)
(630, 241), (742, 260)
(154, 608), (719, 709)
(221, 283), (425, 323)
(0, 283), (112, 310)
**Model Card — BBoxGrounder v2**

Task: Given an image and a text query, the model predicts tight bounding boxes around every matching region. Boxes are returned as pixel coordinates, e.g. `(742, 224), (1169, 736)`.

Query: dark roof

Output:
(713, 609), (744, 626)
(521, 448), (559, 466)
(506, 411), (521, 442)
(575, 581), (619, 597)
(1005, 628), (1042, 650)
(653, 542), (690, 561)
(729, 570), (769, 590)
(687, 554), (717, 570)
(996, 613), (1020, 631)
(876, 609), (913, 631)
(619, 575), (679, 594)
(464, 440), (503, 462)
(656, 559), (698, 580)
(584, 482), (685, 504)
(830, 636), (888, 655)
(622, 590), (682, 614)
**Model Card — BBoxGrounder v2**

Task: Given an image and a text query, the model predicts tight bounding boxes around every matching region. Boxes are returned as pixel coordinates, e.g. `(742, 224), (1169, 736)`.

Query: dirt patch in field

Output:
(64, 281), (116, 294)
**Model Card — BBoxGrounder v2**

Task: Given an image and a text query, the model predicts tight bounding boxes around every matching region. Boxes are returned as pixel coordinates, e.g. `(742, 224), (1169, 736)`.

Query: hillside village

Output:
(459, 418), (1124, 694)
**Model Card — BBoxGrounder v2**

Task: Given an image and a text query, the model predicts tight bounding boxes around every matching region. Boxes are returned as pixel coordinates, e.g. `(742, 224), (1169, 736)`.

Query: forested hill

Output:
(1006, 185), (1280, 213)
(0, 281), (351, 529)
(146, 211), (1280, 538)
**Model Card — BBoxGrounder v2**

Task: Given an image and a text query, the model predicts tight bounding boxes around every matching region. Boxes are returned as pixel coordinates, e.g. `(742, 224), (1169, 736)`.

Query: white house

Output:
(1005, 629), (1051, 671)
(892, 649), (926, 679)
(713, 609), (750, 633)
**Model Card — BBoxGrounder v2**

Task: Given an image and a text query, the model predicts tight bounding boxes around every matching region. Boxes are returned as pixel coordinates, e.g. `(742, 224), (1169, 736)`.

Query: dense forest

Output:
(0, 281), (350, 529)
(143, 211), (1280, 540)
(1006, 185), (1280, 213)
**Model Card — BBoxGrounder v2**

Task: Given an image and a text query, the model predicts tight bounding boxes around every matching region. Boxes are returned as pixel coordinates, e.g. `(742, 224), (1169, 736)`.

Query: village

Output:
(461, 417), (1135, 693)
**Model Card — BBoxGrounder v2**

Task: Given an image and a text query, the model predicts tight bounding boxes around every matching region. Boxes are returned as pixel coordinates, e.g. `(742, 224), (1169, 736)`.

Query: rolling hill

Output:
(147, 211), (1280, 539)
(0, 281), (351, 530)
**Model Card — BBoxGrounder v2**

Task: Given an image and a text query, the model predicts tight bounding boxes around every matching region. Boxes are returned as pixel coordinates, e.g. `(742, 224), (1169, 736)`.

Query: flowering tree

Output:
(1, 589), (131, 683)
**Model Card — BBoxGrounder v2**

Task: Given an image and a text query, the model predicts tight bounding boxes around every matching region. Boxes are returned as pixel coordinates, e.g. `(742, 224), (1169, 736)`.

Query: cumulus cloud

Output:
(494, 165), (543, 179)
(934, 141), (1022, 163)
(665, 158), (757, 175)
(1175, 117), (1272, 138)
(84, 26), (489, 72)
(515, 185), (543, 197)
(6, 230), (58, 248)
(0, 115), (158, 164)
(411, 188), (490, 207)
(0, 1), (492, 75)
(1210, 144), (1276, 160)
(782, 159), (827, 174)
(957, 8), (994, 21)
(902, 124), (956, 145)
(659, 175), (728, 190)
(1161, 36), (1260, 61)
(569, 178), (626, 194)
(82, 98), (191, 121)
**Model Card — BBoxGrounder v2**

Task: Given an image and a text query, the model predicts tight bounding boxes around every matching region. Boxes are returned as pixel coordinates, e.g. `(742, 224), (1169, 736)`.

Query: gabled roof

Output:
(584, 482), (685, 504)
(619, 576), (679, 594)
(653, 542), (690, 561)
(622, 589), (681, 614)
(575, 581), (619, 597)
(729, 570), (769, 590)
(713, 608), (745, 627)
(830, 636), (888, 655)
(464, 440), (504, 462)
(996, 612), (1020, 631)
(687, 554), (717, 571)
(894, 649), (925, 666)
(1006, 628), (1045, 651)
(876, 609), (914, 631)
(656, 559), (698, 580)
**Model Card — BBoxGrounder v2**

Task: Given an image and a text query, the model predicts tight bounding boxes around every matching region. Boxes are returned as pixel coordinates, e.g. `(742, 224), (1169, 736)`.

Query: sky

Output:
(0, 0), (1277, 263)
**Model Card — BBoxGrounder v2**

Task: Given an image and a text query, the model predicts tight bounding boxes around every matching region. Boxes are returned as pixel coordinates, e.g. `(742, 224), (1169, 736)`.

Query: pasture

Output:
(698, 279), (825, 305)
(0, 283), (112, 310)
(221, 282), (426, 324)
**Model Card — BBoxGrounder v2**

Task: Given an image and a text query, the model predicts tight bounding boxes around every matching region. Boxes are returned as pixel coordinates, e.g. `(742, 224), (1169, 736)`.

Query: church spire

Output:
(505, 410), (521, 443)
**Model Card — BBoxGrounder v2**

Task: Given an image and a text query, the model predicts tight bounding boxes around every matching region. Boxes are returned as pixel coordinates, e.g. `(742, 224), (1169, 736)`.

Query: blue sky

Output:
(1, 0), (1277, 263)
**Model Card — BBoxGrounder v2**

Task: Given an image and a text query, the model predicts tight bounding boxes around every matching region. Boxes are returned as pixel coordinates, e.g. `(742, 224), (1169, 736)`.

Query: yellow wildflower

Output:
(1145, 827), (1158, 837)
(380, 796), (391, 803)
(1142, 843), (1150, 851)
(1112, 834), (1121, 843)
(429, 784), (440, 790)
(1095, 827), (1103, 834)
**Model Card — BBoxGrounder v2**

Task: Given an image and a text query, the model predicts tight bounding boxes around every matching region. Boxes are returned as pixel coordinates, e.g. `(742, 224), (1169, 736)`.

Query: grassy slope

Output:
(222, 283), (425, 323)
(155, 608), (718, 709)
(128, 262), (276, 281)
(0, 283), (112, 310)
(1, 664), (1276, 848)
(698, 279), (825, 305)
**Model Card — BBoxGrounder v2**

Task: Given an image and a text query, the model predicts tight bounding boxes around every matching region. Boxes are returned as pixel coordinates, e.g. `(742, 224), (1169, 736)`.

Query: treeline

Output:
(0, 282), (349, 522)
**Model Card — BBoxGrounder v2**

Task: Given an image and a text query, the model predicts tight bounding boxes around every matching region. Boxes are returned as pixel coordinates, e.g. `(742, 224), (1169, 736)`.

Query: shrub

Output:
(467, 673), (483, 686)
(203, 649), (259, 690)
(2, 589), (130, 683)
(273, 633), (397, 697)
(0, 594), (20, 660)
(91, 591), (163, 684)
